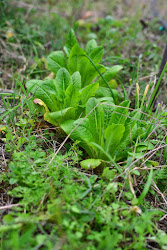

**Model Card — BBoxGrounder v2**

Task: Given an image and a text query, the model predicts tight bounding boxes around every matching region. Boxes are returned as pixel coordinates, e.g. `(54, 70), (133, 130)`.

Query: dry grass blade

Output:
(0, 204), (20, 210)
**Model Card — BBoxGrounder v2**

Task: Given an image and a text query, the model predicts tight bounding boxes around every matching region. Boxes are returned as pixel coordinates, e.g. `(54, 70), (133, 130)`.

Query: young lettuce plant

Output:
(26, 69), (99, 125)
(47, 29), (122, 100)
(26, 29), (122, 126)
(61, 99), (142, 170)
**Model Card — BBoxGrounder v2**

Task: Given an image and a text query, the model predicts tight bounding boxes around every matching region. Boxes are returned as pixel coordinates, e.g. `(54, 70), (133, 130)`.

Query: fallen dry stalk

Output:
(0, 204), (20, 210)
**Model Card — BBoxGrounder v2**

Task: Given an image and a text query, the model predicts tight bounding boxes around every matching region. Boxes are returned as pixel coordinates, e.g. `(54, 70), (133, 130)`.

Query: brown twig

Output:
(0, 204), (20, 210)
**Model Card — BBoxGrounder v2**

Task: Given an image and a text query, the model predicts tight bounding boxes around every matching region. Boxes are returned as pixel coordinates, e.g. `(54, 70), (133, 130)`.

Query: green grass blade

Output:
(147, 62), (167, 111)
(138, 167), (153, 204)
(86, 55), (117, 104)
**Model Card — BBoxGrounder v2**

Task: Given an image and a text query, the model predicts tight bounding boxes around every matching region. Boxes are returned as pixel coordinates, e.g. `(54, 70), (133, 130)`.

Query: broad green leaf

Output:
(54, 68), (72, 101)
(136, 142), (154, 152)
(108, 79), (118, 89)
(88, 96), (115, 132)
(145, 160), (158, 168)
(123, 109), (141, 140)
(26, 79), (56, 94)
(80, 159), (102, 169)
(64, 83), (81, 108)
(80, 82), (99, 106)
(68, 44), (86, 74)
(47, 51), (66, 74)
(87, 96), (114, 127)
(60, 119), (75, 134)
(128, 151), (144, 159)
(105, 124), (125, 156)
(61, 119), (95, 157)
(49, 107), (75, 123)
(71, 71), (81, 90)
(99, 65), (123, 86)
(88, 46), (104, 64)
(26, 79), (57, 112)
(85, 39), (98, 54)
(64, 29), (78, 57)
(86, 97), (104, 144)
(102, 167), (116, 180)
(97, 97), (114, 103)
(116, 109), (141, 160)
(109, 100), (130, 125)
(146, 160), (159, 167)
(97, 97), (115, 126)
(68, 44), (106, 87)
(96, 97), (115, 114)
(83, 63), (106, 87)
(73, 118), (95, 143)
(96, 86), (118, 98)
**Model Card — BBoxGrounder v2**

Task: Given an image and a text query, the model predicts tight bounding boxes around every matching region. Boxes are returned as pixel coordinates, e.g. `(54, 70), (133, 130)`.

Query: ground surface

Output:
(0, 0), (167, 249)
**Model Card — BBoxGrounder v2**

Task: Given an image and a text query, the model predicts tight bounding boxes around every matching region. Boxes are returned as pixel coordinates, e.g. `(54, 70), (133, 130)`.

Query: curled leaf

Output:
(33, 98), (57, 125)
(33, 98), (46, 106)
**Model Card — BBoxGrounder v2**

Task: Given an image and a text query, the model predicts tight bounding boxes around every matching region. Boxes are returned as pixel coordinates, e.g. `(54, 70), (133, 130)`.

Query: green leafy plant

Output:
(25, 30), (147, 171)
(26, 29), (122, 126)
(26, 70), (99, 125)
(61, 98), (142, 169)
